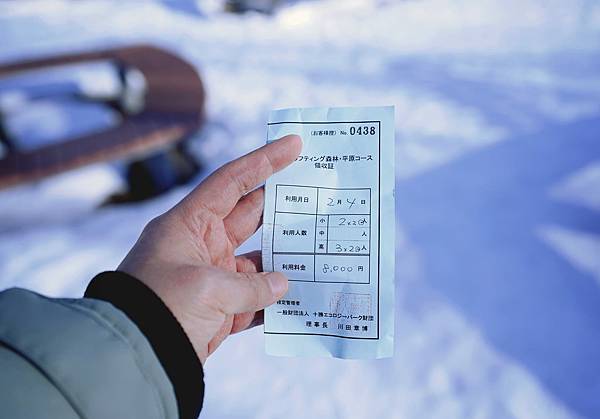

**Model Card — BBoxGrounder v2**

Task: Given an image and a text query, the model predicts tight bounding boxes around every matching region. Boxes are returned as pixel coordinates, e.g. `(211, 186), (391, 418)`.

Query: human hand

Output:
(118, 135), (302, 364)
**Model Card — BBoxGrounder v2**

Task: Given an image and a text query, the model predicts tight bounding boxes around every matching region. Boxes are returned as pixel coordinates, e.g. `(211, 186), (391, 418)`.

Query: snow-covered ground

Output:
(1, 1), (599, 418)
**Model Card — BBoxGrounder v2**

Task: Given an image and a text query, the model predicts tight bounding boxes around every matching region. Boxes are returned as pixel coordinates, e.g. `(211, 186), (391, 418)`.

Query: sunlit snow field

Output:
(1, 1), (599, 418)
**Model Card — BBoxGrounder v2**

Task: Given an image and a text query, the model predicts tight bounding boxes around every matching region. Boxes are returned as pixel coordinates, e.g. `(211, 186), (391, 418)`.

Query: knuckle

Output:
(249, 277), (261, 309)
(233, 171), (252, 196)
(223, 159), (254, 196)
(237, 272), (262, 309)
(259, 149), (276, 175)
(144, 215), (161, 231)
(140, 215), (165, 238)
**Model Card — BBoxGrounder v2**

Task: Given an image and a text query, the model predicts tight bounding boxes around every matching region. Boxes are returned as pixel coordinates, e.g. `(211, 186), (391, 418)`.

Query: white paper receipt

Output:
(262, 106), (395, 359)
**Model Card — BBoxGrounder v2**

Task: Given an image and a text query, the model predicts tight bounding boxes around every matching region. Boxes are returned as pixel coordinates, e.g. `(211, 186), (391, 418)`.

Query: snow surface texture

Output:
(1, 1), (600, 418)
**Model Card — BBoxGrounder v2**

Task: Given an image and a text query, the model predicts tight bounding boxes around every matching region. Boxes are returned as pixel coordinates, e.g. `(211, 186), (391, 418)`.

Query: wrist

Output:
(85, 271), (204, 419)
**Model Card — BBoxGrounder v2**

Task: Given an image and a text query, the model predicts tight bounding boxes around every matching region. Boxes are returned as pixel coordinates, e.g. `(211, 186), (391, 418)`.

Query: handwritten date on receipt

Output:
(262, 106), (395, 359)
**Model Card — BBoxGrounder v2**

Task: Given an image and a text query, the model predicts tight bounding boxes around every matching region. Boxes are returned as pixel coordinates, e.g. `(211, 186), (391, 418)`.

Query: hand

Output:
(118, 135), (302, 364)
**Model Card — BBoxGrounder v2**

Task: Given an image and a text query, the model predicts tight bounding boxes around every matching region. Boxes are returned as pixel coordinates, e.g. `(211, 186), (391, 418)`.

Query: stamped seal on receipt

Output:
(262, 106), (395, 359)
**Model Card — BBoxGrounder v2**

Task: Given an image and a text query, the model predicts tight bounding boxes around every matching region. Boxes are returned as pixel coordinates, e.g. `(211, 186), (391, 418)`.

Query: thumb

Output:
(215, 270), (288, 314)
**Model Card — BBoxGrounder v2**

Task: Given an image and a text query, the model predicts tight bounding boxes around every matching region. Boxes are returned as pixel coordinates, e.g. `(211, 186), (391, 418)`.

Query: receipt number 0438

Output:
(349, 126), (377, 136)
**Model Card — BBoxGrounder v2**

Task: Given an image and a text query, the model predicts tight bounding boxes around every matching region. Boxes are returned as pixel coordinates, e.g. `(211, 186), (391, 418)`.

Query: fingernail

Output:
(281, 134), (300, 140)
(281, 134), (302, 146)
(267, 273), (288, 297)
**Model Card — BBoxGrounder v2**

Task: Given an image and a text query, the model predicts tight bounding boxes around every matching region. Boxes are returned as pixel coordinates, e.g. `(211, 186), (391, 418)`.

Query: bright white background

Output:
(1, 1), (599, 418)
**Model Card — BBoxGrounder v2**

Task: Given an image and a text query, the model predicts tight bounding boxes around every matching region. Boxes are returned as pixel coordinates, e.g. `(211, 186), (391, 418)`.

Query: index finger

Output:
(182, 134), (302, 218)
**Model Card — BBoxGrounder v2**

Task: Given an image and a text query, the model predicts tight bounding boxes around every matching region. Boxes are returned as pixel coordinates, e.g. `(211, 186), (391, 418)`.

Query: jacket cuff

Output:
(85, 271), (204, 419)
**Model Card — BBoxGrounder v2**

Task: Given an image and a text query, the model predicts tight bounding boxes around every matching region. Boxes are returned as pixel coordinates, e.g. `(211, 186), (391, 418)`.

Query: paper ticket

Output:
(262, 106), (395, 359)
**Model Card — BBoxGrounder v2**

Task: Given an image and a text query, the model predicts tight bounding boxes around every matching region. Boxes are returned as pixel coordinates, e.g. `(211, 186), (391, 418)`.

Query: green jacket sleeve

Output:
(0, 272), (204, 419)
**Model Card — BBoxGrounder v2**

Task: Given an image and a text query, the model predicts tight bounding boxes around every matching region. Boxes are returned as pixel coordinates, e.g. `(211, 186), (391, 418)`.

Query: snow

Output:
(1, 0), (599, 418)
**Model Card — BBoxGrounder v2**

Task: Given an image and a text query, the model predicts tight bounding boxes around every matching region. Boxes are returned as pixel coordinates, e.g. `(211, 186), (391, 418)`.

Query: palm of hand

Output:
(119, 135), (302, 363)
